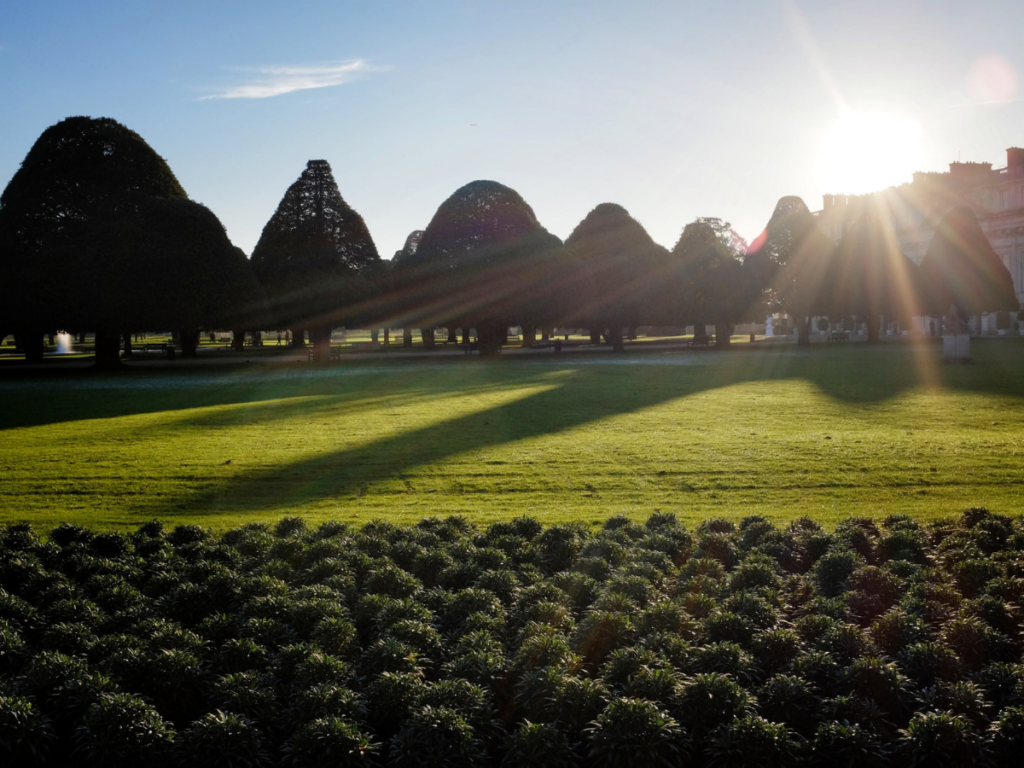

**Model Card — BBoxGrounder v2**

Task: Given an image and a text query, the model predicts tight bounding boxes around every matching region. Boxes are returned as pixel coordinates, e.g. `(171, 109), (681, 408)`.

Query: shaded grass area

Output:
(1, 339), (1023, 532)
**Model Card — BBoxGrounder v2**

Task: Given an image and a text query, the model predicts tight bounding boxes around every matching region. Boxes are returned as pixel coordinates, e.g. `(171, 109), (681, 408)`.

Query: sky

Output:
(1, 0), (1022, 258)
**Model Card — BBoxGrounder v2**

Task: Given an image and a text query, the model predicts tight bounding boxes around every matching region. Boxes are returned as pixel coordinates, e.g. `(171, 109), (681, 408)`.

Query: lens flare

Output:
(817, 113), (923, 196)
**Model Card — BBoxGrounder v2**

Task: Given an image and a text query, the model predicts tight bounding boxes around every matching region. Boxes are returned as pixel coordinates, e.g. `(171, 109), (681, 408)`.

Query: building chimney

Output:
(1008, 147), (1024, 168)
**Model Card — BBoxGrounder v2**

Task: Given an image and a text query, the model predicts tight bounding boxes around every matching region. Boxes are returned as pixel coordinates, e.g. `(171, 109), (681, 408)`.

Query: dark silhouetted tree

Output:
(86, 197), (267, 357)
(747, 196), (834, 346)
(250, 159), (382, 360)
(829, 211), (923, 343)
(565, 203), (668, 351)
(0, 116), (259, 367)
(412, 180), (576, 355)
(669, 218), (750, 349)
(919, 206), (1018, 326)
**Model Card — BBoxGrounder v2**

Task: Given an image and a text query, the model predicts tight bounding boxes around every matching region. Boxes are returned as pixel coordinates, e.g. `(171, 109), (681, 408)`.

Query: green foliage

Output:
(705, 715), (799, 768)
(502, 721), (578, 768)
(75, 693), (174, 768)
(920, 206), (1019, 317)
(282, 716), (379, 768)
(0, 116), (261, 349)
(585, 697), (688, 768)
(0, 695), (54, 764)
(897, 711), (988, 768)
(563, 203), (668, 346)
(1, 510), (1024, 765)
(388, 706), (483, 768)
(402, 180), (573, 354)
(175, 711), (270, 768)
(251, 159), (381, 333)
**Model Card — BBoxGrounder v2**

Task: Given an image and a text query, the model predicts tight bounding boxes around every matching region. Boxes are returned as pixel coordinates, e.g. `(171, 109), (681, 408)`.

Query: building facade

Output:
(815, 147), (1024, 314)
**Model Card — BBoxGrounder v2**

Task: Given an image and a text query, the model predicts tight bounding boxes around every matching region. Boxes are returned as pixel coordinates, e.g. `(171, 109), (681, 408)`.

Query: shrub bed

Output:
(1, 509), (1023, 766)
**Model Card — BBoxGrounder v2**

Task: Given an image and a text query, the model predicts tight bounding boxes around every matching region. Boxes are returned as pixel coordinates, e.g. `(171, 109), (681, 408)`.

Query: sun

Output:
(817, 112), (923, 195)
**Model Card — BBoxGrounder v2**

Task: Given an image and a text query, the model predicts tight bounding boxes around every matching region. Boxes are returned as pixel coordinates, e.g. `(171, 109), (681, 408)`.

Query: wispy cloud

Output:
(201, 59), (383, 100)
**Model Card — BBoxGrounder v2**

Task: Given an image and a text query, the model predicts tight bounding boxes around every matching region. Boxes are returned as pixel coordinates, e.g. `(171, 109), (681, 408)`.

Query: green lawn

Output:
(1, 339), (1022, 532)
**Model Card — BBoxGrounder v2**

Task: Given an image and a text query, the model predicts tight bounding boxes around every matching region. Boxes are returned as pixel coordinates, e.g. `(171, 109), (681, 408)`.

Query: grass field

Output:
(1, 338), (1022, 532)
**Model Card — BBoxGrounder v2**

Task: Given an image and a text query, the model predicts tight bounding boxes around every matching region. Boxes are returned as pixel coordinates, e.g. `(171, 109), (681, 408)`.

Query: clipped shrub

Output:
(809, 721), (889, 768)
(896, 711), (987, 768)
(585, 697), (688, 768)
(389, 705), (483, 768)
(675, 673), (752, 739)
(502, 721), (578, 768)
(705, 715), (799, 768)
(282, 716), (379, 768)
(75, 693), (174, 768)
(991, 705), (1024, 767)
(365, 671), (427, 737)
(814, 549), (860, 598)
(0, 695), (54, 764)
(756, 674), (820, 736)
(175, 710), (270, 768)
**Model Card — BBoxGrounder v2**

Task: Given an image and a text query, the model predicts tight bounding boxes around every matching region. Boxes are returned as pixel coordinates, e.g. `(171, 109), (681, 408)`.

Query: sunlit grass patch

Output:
(1, 339), (1022, 531)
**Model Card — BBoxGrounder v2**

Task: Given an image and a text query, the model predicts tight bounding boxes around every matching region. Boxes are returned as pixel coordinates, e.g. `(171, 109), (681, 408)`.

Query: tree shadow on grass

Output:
(158, 341), (1024, 517)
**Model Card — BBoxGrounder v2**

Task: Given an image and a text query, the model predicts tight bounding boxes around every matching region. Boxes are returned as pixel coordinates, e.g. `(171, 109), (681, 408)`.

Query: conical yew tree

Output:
(830, 211), (923, 342)
(565, 203), (668, 351)
(0, 116), (259, 366)
(250, 160), (382, 360)
(920, 206), (1018, 323)
(413, 180), (574, 355)
(749, 196), (834, 346)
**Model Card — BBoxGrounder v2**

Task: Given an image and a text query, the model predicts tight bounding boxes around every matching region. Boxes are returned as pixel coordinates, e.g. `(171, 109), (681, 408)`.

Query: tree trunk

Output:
(797, 316), (811, 346)
(123, 332), (133, 357)
(231, 329), (245, 351)
(521, 323), (536, 348)
(715, 321), (733, 349)
(608, 326), (625, 352)
(77, 331), (87, 344)
(292, 330), (307, 348)
(462, 327), (471, 345)
(693, 324), (707, 340)
(94, 329), (122, 369)
(420, 328), (435, 349)
(865, 313), (881, 344)
(403, 328), (413, 348)
(477, 321), (505, 356)
(19, 332), (45, 363)
(371, 329), (380, 345)
(179, 330), (200, 357)
(590, 329), (602, 345)
(541, 328), (550, 342)
(383, 329), (390, 346)
(310, 326), (332, 361)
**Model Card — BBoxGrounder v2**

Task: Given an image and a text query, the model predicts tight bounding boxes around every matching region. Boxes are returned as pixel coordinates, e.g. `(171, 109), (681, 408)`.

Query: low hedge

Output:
(1, 508), (1023, 766)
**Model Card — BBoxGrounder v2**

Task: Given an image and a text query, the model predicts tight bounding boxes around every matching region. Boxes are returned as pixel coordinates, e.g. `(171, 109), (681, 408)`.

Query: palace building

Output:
(814, 148), (1024, 316)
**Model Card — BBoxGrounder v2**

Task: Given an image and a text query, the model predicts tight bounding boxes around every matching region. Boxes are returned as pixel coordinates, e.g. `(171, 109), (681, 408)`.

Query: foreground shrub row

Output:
(1, 508), (1024, 766)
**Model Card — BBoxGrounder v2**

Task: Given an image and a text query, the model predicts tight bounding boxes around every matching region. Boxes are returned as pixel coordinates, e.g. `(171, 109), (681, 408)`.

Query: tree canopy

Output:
(919, 206), (1018, 319)
(250, 159), (382, 344)
(411, 180), (574, 353)
(0, 116), (188, 333)
(748, 196), (834, 344)
(564, 203), (668, 349)
(0, 116), (260, 363)
(668, 219), (750, 347)
(830, 211), (923, 341)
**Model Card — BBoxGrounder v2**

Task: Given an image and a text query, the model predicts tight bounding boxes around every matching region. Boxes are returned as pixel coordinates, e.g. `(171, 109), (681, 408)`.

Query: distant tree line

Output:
(0, 117), (1018, 364)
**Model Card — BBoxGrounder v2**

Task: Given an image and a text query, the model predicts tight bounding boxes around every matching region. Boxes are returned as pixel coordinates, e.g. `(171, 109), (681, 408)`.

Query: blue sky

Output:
(1, 0), (1022, 258)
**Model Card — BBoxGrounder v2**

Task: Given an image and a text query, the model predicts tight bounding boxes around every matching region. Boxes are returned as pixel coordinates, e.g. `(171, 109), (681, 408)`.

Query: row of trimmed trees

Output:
(1, 117), (1019, 364)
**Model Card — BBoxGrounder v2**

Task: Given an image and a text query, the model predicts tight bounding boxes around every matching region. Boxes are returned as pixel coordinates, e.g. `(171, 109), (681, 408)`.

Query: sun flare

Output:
(817, 112), (923, 196)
